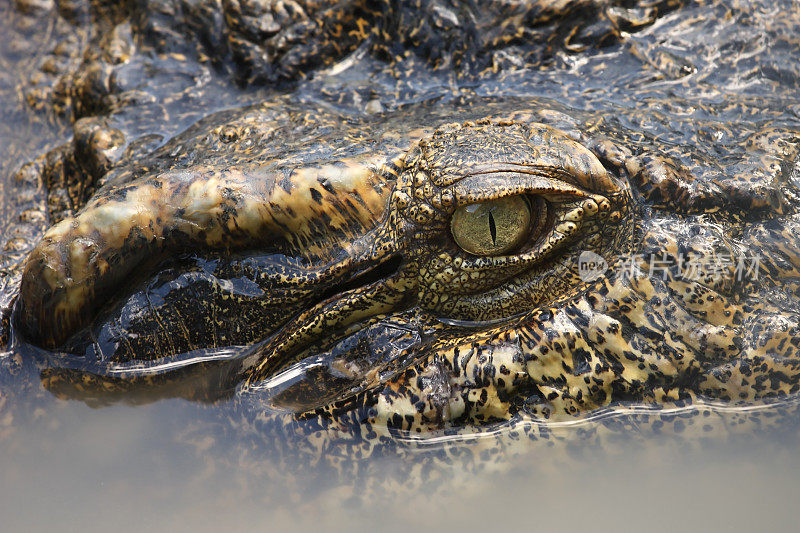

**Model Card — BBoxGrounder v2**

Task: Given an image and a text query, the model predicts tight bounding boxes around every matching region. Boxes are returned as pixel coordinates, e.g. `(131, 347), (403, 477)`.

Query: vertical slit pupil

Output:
(488, 211), (497, 245)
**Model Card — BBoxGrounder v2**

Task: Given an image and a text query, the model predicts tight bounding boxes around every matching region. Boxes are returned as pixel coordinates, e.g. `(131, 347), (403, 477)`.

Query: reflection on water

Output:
(1, 396), (799, 532)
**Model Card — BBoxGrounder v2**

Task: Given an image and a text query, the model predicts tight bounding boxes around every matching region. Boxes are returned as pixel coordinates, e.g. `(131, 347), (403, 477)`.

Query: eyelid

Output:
(449, 172), (593, 207)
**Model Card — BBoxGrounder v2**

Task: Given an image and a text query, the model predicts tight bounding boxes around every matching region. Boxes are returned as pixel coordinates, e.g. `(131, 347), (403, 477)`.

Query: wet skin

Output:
(9, 96), (800, 433)
(1, 0), (800, 448)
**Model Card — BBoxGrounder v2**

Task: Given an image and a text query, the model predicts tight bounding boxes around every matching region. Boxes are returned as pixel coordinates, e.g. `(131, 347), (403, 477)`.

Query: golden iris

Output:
(450, 195), (532, 256)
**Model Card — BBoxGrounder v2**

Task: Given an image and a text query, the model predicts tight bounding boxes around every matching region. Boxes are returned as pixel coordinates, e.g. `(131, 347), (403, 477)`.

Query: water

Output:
(2, 0), (800, 531)
(1, 396), (799, 532)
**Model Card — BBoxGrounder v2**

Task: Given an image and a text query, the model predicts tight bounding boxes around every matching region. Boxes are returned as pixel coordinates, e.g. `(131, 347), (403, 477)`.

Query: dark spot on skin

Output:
(318, 178), (336, 194)
(310, 188), (323, 204)
(571, 348), (592, 375)
(280, 169), (294, 193)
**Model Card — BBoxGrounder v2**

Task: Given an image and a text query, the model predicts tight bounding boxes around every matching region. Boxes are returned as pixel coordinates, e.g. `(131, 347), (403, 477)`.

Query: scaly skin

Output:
(11, 98), (800, 435)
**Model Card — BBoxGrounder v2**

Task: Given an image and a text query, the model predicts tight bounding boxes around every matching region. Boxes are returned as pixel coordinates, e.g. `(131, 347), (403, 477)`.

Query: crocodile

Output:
(1, 0), (800, 486)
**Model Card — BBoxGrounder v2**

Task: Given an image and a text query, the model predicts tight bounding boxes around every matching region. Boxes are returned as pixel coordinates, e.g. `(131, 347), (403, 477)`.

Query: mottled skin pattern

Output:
(2, 0), (800, 485)
(11, 97), (800, 435)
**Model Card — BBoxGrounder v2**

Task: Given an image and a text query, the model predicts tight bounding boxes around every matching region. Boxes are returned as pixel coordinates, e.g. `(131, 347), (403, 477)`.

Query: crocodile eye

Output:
(451, 195), (532, 256)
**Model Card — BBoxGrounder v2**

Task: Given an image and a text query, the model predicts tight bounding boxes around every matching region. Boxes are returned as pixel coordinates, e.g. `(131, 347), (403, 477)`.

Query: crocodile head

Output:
(13, 98), (800, 431)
